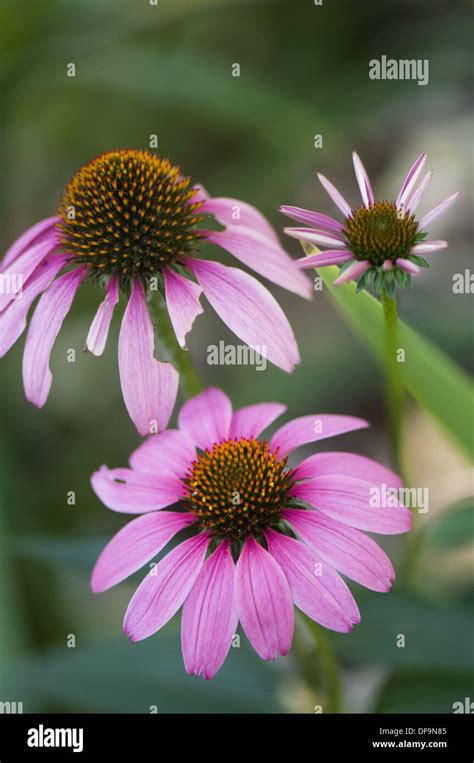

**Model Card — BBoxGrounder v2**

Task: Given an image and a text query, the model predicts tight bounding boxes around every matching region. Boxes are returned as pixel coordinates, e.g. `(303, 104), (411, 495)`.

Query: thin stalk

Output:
(294, 613), (342, 713)
(381, 288), (405, 475)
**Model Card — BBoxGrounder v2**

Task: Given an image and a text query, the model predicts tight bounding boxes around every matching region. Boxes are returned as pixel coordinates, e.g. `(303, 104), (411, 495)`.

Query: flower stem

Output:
(381, 287), (405, 475)
(294, 613), (342, 713)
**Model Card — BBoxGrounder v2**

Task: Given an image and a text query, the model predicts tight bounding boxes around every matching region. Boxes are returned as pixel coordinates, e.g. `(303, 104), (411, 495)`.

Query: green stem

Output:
(381, 288), (405, 475)
(294, 613), (342, 713)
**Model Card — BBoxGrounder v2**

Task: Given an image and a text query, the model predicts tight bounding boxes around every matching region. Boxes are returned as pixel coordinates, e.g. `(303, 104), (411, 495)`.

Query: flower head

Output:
(0, 150), (310, 433)
(282, 152), (459, 296)
(91, 387), (411, 679)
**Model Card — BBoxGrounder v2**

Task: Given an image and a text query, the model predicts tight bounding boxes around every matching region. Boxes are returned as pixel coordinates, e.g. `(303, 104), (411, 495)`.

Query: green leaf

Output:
(373, 670), (474, 713)
(316, 264), (474, 458)
(423, 499), (474, 550)
(409, 254), (430, 268)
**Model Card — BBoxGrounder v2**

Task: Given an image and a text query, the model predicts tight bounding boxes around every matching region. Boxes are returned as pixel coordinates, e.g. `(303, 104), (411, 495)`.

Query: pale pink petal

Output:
(382, 260), (393, 271)
(163, 268), (203, 348)
(2, 216), (59, 269)
(185, 257), (300, 373)
(178, 387), (232, 450)
(200, 196), (279, 243)
(396, 153), (427, 208)
(290, 475), (412, 534)
(22, 267), (87, 407)
(182, 540), (238, 679)
(270, 414), (369, 457)
(119, 279), (179, 435)
(229, 402), (287, 440)
(333, 260), (371, 285)
(406, 171), (432, 214)
(91, 511), (194, 593)
(284, 509), (395, 593)
(265, 530), (358, 631)
(0, 236), (59, 311)
(418, 192), (460, 230)
(86, 276), (119, 356)
(294, 250), (353, 269)
(279, 206), (344, 233)
(284, 227), (347, 248)
(411, 240), (447, 254)
(352, 152), (374, 208)
(0, 255), (67, 358)
(203, 226), (312, 299)
(129, 429), (196, 478)
(90, 466), (184, 514)
(235, 536), (293, 660)
(396, 258), (420, 276)
(123, 533), (209, 642)
(294, 451), (403, 490)
(190, 184), (209, 204)
(317, 173), (352, 218)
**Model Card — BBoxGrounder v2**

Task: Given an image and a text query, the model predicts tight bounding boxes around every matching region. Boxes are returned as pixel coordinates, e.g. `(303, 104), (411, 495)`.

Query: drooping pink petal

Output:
(279, 206), (344, 233)
(333, 260), (371, 285)
(189, 183), (209, 204)
(182, 540), (238, 680)
(294, 451), (403, 490)
(2, 216), (59, 270)
(123, 533), (209, 642)
(0, 255), (67, 358)
(203, 226), (312, 299)
(185, 257), (300, 373)
(265, 529), (358, 632)
(352, 152), (374, 208)
(418, 192), (460, 230)
(22, 266), (87, 407)
(129, 429), (196, 478)
(90, 466), (184, 514)
(406, 171), (432, 214)
(284, 227), (347, 249)
(118, 279), (179, 436)
(178, 387), (232, 450)
(396, 153), (427, 208)
(382, 260), (393, 271)
(0, 236), (59, 311)
(270, 414), (369, 457)
(284, 509), (395, 593)
(229, 402), (287, 440)
(200, 196), (279, 243)
(86, 276), (119, 356)
(163, 268), (203, 348)
(91, 511), (194, 593)
(317, 173), (352, 218)
(411, 240), (448, 254)
(396, 258), (420, 276)
(235, 536), (294, 660)
(290, 475), (412, 534)
(294, 250), (353, 269)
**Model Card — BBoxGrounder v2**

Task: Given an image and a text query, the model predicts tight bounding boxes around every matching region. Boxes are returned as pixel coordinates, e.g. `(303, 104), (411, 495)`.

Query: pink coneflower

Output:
(282, 152), (459, 296)
(91, 387), (411, 679)
(0, 150), (310, 434)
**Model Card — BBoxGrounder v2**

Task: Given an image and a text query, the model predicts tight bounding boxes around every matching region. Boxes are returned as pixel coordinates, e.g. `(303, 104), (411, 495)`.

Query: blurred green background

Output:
(0, 0), (472, 713)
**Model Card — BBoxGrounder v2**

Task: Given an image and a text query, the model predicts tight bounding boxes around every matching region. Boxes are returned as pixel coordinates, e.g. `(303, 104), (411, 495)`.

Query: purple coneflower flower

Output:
(91, 387), (411, 679)
(0, 150), (310, 434)
(282, 152), (459, 295)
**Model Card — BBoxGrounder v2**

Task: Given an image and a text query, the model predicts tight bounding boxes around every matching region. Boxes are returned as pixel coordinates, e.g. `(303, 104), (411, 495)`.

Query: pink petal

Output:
(418, 192), (460, 230)
(185, 257), (300, 373)
(284, 227), (347, 248)
(265, 530), (358, 632)
(229, 402), (287, 440)
(119, 279), (179, 436)
(235, 536), (294, 660)
(182, 540), (238, 679)
(200, 196), (279, 243)
(129, 429), (196, 478)
(284, 509), (395, 593)
(352, 152), (374, 208)
(396, 153), (427, 208)
(178, 387), (232, 450)
(294, 250), (353, 269)
(294, 451), (403, 490)
(406, 171), (432, 214)
(382, 260), (393, 272)
(317, 173), (352, 218)
(396, 258), (420, 276)
(86, 276), (119, 356)
(0, 255), (67, 358)
(189, 183), (209, 204)
(270, 414), (369, 457)
(279, 206), (344, 233)
(91, 511), (194, 593)
(203, 226), (312, 299)
(163, 268), (203, 349)
(333, 260), (371, 285)
(2, 216), (59, 270)
(0, 236), (59, 311)
(123, 533), (209, 642)
(90, 465), (184, 514)
(22, 266), (87, 407)
(290, 475), (412, 534)
(411, 240), (448, 254)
